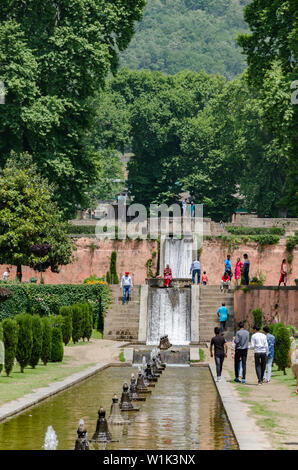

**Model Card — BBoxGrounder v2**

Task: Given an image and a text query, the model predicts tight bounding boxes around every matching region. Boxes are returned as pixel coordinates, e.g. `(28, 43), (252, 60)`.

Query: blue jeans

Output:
(123, 285), (130, 304)
(263, 356), (273, 381)
(192, 269), (200, 284)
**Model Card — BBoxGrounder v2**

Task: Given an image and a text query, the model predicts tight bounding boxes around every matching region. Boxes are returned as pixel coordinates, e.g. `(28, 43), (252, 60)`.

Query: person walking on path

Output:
(190, 259), (201, 284)
(202, 271), (208, 285)
(220, 272), (231, 292)
(217, 303), (229, 333)
(278, 259), (287, 286)
(231, 336), (243, 379)
(234, 258), (243, 287)
(210, 327), (228, 382)
(249, 325), (268, 385)
(163, 264), (172, 288)
(234, 321), (249, 384)
(120, 272), (133, 305)
(243, 253), (250, 285)
(263, 326), (275, 383)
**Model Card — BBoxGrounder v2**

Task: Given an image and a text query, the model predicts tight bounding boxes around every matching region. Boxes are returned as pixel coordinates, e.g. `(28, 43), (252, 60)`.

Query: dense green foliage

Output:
(15, 314), (33, 373)
(29, 315), (42, 369)
(237, 0), (298, 217)
(41, 317), (52, 366)
(121, 0), (249, 80)
(59, 306), (73, 346)
(0, 283), (110, 324)
(67, 225), (96, 235)
(2, 318), (18, 376)
(81, 303), (93, 341)
(252, 309), (263, 329)
(226, 226), (285, 236)
(274, 323), (291, 375)
(50, 321), (64, 363)
(0, 321), (2, 373)
(96, 67), (295, 220)
(0, 155), (74, 277)
(0, 0), (146, 217)
(106, 251), (119, 284)
(71, 304), (83, 344)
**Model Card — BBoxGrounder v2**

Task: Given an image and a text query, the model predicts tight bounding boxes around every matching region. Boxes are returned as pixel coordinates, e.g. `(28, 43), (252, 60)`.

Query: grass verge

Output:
(0, 357), (95, 407)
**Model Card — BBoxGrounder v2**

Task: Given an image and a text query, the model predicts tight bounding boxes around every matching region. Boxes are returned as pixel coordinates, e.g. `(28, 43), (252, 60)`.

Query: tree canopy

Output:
(0, 153), (74, 277)
(0, 0), (146, 217)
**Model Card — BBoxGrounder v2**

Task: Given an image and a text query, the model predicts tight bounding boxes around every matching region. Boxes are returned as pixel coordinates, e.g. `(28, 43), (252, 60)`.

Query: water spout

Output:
(43, 425), (58, 450)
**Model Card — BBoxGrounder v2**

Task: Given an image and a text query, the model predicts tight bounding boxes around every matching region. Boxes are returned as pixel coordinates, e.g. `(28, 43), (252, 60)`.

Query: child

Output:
(202, 271), (208, 285)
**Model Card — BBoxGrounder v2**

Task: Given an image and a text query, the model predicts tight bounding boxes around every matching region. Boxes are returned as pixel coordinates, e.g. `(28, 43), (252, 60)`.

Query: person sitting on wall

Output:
(220, 272), (231, 292)
(164, 264), (172, 288)
(120, 272), (133, 304)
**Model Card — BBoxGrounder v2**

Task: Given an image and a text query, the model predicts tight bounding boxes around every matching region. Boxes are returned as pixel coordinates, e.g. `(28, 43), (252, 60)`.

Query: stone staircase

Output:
(199, 285), (235, 342)
(103, 285), (140, 341)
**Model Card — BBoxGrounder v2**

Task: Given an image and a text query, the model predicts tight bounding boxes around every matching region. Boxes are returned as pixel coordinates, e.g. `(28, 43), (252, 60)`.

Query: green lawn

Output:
(0, 357), (95, 406)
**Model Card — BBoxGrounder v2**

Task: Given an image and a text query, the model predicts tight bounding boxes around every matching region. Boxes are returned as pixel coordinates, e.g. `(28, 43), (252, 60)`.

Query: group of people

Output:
(210, 321), (275, 384)
(220, 254), (250, 290)
(163, 260), (208, 288)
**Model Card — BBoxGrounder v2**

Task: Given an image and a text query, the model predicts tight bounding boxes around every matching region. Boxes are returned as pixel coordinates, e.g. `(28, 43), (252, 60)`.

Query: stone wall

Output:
(0, 238), (297, 286)
(234, 287), (298, 328)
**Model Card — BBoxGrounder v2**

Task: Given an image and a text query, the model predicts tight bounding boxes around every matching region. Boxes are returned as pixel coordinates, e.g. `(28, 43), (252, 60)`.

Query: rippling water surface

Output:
(0, 366), (238, 450)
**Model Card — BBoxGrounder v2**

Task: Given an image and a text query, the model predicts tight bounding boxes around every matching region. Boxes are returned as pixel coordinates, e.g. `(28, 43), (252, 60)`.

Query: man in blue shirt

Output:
(217, 303), (229, 332)
(224, 254), (232, 279)
(263, 326), (275, 383)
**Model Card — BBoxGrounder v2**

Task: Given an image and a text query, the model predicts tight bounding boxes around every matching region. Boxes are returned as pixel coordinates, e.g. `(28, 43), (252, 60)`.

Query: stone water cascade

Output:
(147, 287), (191, 346)
(163, 237), (193, 278)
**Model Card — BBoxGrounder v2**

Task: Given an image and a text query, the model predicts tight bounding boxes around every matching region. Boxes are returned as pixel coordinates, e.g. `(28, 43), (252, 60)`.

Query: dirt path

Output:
(64, 338), (127, 365)
(205, 343), (298, 450)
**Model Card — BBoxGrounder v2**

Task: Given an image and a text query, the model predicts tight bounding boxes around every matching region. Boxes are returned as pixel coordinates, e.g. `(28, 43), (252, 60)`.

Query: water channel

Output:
(0, 366), (238, 450)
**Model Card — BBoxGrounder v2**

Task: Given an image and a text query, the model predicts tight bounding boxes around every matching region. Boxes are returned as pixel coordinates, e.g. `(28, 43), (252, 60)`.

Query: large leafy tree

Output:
(237, 0), (298, 216)
(0, 153), (74, 280)
(0, 0), (146, 217)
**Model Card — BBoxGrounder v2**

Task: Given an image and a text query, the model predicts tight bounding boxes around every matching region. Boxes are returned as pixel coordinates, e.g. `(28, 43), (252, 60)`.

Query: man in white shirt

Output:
(249, 325), (268, 385)
(120, 272), (133, 305)
(2, 268), (9, 282)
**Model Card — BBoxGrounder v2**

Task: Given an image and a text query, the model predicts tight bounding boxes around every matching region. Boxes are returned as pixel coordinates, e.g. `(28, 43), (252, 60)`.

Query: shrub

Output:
(0, 322), (3, 374)
(15, 314), (33, 373)
(0, 283), (110, 325)
(275, 324), (291, 374)
(226, 226), (285, 236)
(59, 306), (73, 346)
(106, 251), (119, 284)
(67, 225), (96, 234)
(2, 318), (18, 376)
(251, 308), (263, 329)
(81, 303), (93, 341)
(72, 304), (83, 343)
(51, 321), (64, 362)
(29, 315), (42, 368)
(41, 317), (52, 366)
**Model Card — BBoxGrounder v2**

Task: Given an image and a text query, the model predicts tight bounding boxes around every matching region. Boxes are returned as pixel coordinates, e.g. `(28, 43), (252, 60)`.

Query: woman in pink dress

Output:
(234, 258), (243, 286)
(164, 264), (172, 288)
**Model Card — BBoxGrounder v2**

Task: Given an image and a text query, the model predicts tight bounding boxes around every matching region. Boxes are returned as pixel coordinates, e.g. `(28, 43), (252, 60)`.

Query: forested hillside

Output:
(120, 0), (250, 79)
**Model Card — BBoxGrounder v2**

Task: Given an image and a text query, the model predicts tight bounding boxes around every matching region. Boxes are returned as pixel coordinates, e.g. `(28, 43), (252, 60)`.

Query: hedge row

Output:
(67, 225), (96, 234)
(0, 283), (111, 329)
(0, 314), (64, 376)
(226, 226), (285, 236)
(59, 303), (93, 344)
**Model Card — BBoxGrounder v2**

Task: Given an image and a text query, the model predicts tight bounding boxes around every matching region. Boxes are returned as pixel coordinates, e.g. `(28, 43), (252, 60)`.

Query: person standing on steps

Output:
(224, 254), (232, 280)
(263, 325), (275, 383)
(234, 321), (249, 384)
(249, 325), (268, 385)
(234, 257), (243, 287)
(210, 327), (228, 382)
(120, 272), (133, 305)
(217, 303), (229, 333)
(243, 253), (250, 285)
(190, 259), (201, 284)
(202, 271), (208, 285)
(278, 259), (287, 286)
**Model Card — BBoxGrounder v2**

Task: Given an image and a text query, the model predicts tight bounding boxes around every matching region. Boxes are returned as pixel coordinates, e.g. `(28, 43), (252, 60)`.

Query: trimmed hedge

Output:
(41, 317), (52, 366)
(15, 314), (33, 373)
(0, 284), (111, 330)
(29, 315), (43, 369)
(67, 225), (96, 234)
(226, 226), (285, 236)
(2, 318), (18, 376)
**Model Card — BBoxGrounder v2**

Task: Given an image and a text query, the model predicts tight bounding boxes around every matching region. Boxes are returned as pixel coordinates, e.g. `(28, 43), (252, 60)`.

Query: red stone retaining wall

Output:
(0, 238), (297, 286)
(234, 287), (298, 328)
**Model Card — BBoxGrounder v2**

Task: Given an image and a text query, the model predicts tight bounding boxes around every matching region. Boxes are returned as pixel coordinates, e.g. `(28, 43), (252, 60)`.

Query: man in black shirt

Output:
(210, 327), (228, 382)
